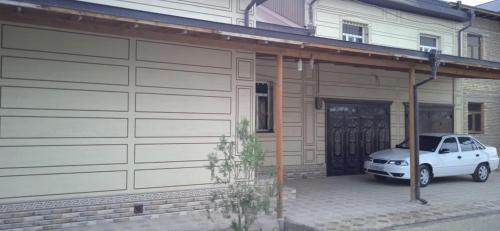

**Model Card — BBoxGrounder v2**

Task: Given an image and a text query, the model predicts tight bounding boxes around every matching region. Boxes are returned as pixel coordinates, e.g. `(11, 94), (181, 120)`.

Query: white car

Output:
(364, 134), (500, 187)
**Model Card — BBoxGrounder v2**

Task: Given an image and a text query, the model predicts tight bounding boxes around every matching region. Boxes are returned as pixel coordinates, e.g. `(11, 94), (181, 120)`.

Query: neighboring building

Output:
(477, 0), (500, 12)
(0, 0), (499, 230)
(458, 3), (500, 150)
(255, 0), (469, 177)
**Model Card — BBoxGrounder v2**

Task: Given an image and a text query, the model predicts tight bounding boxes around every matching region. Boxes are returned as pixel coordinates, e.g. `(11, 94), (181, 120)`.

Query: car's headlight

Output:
(387, 160), (408, 166)
(365, 156), (373, 161)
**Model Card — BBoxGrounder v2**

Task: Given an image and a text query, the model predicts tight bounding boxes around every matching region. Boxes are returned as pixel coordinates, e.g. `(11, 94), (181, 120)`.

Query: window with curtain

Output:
(467, 34), (481, 59)
(420, 35), (438, 52)
(468, 103), (483, 134)
(256, 82), (273, 132)
(342, 21), (366, 43)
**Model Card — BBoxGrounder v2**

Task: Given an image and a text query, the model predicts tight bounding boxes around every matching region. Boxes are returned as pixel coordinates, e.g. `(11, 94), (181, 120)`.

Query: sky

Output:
(443, 0), (493, 6)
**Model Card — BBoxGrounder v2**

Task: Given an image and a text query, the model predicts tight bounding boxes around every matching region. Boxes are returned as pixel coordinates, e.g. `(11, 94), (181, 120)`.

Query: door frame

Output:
(324, 98), (393, 176)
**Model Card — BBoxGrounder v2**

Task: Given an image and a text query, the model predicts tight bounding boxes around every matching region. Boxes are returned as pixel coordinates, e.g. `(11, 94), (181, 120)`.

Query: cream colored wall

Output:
(313, 0), (461, 55)
(0, 22), (255, 203)
(77, 0), (255, 26)
(256, 58), (461, 167)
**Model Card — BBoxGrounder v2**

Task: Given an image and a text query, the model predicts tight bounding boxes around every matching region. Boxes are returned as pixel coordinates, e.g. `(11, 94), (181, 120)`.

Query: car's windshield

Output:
(396, 136), (442, 152)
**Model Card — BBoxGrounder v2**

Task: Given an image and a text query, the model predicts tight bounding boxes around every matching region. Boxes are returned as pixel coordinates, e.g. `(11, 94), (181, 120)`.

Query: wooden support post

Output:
(408, 66), (417, 201)
(275, 54), (284, 220)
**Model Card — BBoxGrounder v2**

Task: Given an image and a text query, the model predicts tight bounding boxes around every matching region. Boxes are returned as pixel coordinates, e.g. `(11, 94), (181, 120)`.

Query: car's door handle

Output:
(457, 156), (462, 159)
(476, 154), (480, 157)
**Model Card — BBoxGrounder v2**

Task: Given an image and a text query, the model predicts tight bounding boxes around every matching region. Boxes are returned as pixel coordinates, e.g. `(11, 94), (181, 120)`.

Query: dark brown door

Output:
(326, 101), (391, 176)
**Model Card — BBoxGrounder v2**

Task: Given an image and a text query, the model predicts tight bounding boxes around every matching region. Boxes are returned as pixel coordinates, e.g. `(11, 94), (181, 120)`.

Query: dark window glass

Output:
(420, 36), (437, 47)
(458, 137), (475, 152)
(440, 137), (459, 153)
(467, 34), (481, 59)
(256, 82), (268, 94)
(419, 136), (442, 152)
(472, 139), (485, 150)
(343, 24), (363, 36)
(468, 103), (483, 133)
(256, 82), (273, 131)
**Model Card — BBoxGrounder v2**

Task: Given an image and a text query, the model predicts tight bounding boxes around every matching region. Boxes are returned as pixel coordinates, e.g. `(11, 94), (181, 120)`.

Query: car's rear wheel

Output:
(473, 163), (489, 182)
(419, 165), (431, 187)
(374, 175), (387, 181)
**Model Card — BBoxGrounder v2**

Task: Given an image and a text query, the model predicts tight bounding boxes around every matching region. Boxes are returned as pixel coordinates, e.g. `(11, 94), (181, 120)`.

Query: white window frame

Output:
(255, 81), (273, 132)
(419, 35), (439, 52)
(466, 33), (482, 60)
(342, 21), (366, 43)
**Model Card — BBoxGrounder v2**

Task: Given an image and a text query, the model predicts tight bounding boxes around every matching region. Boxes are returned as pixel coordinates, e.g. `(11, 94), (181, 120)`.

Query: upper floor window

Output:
(420, 35), (438, 52)
(256, 82), (273, 132)
(342, 21), (366, 43)
(468, 102), (483, 134)
(467, 34), (481, 59)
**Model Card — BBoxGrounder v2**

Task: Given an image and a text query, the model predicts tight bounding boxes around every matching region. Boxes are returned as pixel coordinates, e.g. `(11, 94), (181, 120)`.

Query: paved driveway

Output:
(69, 172), (500, 231)
(285, 171), (500, 230)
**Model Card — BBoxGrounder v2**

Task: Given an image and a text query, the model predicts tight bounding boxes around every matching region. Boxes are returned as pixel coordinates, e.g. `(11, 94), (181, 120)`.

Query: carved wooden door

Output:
(326, 101), (390, 176)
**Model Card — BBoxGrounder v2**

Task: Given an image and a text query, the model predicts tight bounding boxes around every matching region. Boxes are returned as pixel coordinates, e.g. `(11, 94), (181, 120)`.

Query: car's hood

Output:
(369, 148), (432, 160)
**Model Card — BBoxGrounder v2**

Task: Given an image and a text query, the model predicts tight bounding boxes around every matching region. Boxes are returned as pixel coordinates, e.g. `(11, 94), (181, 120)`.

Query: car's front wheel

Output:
(419, 165), (431, 187)
(472, 163), (490, 182)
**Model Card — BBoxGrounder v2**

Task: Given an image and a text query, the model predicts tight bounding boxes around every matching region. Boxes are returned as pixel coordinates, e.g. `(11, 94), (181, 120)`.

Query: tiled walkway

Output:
(69, 172), (500, 231)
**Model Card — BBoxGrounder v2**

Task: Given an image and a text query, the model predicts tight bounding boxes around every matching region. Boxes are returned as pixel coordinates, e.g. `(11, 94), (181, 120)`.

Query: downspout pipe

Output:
(245, 0), (268, 27)
(307, 0), (319, 35)
(413, 49), (441, 205)
(457, 8), (475, 56)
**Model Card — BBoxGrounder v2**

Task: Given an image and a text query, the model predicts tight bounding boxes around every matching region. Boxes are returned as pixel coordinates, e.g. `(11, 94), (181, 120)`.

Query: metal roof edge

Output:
(356, 0), (469, 22)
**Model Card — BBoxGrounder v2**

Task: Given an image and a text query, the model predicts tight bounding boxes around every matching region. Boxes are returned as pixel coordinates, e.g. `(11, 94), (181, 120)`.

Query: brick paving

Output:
(285, 171), (500, 230)
(63, 171), (500, 231)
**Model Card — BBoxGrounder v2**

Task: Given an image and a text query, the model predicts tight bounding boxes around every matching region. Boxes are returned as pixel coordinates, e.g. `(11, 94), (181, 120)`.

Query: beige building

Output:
(0, 0), (499, 230)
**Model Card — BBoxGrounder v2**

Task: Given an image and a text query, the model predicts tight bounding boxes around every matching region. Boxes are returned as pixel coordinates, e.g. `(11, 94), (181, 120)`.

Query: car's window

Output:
(458, 137), (475, 152)
(395, 136), (441, 152)
(440, 137), (458, 153)
(472, 138), (485, 150)
(419, 136), (442, 152)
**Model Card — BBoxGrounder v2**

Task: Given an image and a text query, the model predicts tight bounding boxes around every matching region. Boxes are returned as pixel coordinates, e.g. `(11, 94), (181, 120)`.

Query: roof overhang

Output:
(357, 0), (469, 22)
(0, 0), (499, 79)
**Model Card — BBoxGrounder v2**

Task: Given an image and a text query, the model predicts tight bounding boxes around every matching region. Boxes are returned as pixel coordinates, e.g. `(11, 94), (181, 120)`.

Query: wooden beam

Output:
(408, 67), (417, 201)
(275, 54), (284, 220)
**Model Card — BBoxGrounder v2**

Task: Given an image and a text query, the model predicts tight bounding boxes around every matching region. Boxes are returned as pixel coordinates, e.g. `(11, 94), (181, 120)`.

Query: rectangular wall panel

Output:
(136, 67), (231, 91)
(136, 93), (230, 114)
(135, 143), (216, 163)
(236, 86), (252, 122)
(1, 25), (129, 59)
(1, 57), (129, 85)
(1, 87), (128, 111)
(135, 119), (230, 137)
(134, 167), (212, 189)
(0, 145), (127, 168)
(0, 171), (127, 198)
(136, 41), (231, 68)
(0, 117), (128, 138)
(304, 102), (315, 145)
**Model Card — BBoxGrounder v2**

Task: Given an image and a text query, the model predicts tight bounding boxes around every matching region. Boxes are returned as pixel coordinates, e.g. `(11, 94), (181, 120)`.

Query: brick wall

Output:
(462, 17), (500, 150)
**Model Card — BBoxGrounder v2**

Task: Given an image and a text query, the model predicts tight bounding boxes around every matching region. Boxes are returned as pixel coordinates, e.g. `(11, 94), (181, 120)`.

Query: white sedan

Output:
(364, 134), (500, 187)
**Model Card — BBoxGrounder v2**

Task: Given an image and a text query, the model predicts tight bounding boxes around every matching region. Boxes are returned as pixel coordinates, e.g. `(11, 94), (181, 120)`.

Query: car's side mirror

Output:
(439, 148), (450, 154)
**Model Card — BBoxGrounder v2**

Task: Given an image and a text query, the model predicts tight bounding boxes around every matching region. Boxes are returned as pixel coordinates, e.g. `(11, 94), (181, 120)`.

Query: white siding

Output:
(314, 0), (460, 55)
(76, 0), (255, 26)
(0, 22), (255, 203)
